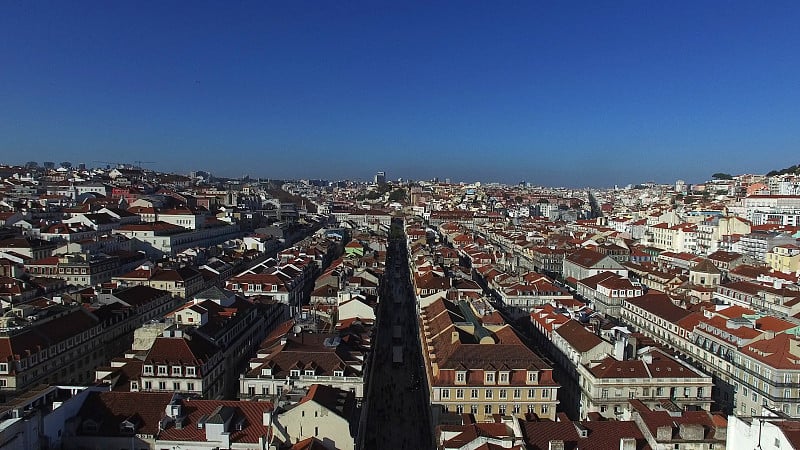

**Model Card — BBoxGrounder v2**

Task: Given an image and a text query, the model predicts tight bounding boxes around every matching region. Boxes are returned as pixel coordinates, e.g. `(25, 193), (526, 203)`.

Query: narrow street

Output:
(360, 224), (433, 450)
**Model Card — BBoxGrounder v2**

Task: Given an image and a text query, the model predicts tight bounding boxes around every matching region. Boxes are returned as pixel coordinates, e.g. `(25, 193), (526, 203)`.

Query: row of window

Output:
(441, 387), (551, 400)
(445, 403), (549, 416)
(143, 365), (197, 377)
(454, 370), (539, 385)
(599, 386), (704, 398)
(139, 380), (197, 391)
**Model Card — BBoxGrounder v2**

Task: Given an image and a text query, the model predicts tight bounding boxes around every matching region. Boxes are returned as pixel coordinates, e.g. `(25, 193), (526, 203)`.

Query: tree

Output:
(388, 188), (407, 202)
(711, 173), (733, 180)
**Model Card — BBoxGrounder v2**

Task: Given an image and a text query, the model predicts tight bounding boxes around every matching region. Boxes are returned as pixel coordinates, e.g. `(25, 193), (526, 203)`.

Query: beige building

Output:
(766, 244), (800, 273)
(274, 384), (358, 450)
(240, 321), (367, 400)
(421, 297), (559, 421)
(578, 347), (713, 420)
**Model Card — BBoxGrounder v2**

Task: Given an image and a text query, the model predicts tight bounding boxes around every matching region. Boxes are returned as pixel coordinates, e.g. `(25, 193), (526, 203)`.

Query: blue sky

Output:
(1, 1), (799, 187)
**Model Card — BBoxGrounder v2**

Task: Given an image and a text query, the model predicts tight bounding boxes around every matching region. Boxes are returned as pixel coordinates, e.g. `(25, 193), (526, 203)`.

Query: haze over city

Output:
(2, 2), (799, 186)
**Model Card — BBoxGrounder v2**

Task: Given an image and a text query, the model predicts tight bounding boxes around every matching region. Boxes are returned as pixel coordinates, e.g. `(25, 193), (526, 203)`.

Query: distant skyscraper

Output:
(375, 171), (386, 184)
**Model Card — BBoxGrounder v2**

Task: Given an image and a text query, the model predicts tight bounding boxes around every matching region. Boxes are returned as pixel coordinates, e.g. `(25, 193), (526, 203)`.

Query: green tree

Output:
(388, 188), (407, 202)
(711, 173), (733, 180)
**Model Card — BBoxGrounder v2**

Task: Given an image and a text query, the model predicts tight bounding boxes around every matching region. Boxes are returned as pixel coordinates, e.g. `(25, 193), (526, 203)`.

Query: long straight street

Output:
(360, 224), (433, 450)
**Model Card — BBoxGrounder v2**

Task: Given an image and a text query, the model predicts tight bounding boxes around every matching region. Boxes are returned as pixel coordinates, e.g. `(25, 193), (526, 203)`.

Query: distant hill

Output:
(766, 164), (800, 177)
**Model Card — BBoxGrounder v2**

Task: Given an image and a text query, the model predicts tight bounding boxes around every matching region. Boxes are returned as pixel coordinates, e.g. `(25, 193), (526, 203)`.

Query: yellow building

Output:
(766, 244), (800, 273)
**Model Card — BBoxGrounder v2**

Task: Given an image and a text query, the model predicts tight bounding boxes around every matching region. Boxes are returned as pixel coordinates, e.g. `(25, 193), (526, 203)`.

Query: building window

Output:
(542, 388), (550, 398)
(486, 389), (493, 399)
(172, 366), (182, 377)
(456, 389), (464, 399)
(471, 389), (479, 399)
(484, 404), (492, 414)
(485, 372), (495, 384)
(499, 372), (509, 383)
(499, 389), (507, 399)
(158, 381), (166, 390)
(441, 389), (450, 399)
(143, 365), (154, 375)
(527, 371), (538, 384)
(173, 382), (180, 390)
(541, 404), (549, 414)
(157, 366), (167, 375)
(186, 367), (195, 376)
(471, 405), (478, 414)
(499, 404), (507, 415)
(601, 389), (609, 399)
(456, 372), (466, 383)
(513, 389), (521, 399)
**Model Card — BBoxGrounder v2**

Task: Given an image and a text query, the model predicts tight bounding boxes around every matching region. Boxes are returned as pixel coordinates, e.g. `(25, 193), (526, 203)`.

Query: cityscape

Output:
(0, 163), (800, 449)
(3, 2), (800, 450)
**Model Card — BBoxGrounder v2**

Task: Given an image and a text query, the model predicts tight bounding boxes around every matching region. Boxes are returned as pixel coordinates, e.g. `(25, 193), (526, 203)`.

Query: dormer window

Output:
(333, 370), (344, 377)
(456, 371), (466, 384)
(262, 367), (272, 376)
(485, 372), (495, 384)
(186, 367), (196, 377)
(82, 420), (99, 433)
(304, 369), (315, 376)
(158, 365), (168, 375)
(120, 421), (136, 434)
(527, 371), (538, 384)
(143, 365), (154, 375)
(499, 371), (509, 384)
(290, 369), (301, 378)
(172, 366), (182, 377)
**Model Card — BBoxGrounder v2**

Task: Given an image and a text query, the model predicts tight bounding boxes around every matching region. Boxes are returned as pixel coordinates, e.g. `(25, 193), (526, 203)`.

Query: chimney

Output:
(614, 338), (626, 361)
(678, 423), (704, 440)
(619, 437), (637, 450)
(262, 408), (272, 426)
(656, 425), (673, 441)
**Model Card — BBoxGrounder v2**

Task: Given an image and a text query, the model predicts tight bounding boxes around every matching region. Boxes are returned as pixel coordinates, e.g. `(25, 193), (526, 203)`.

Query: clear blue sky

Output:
(2, 1), (799, 187)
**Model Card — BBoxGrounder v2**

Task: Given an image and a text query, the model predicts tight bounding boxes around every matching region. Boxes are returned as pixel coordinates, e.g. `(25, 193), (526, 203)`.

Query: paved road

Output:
(361, 234), (433, 450)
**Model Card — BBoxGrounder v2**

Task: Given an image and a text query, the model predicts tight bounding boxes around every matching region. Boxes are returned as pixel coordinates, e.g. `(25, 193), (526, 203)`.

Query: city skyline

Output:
(2, 2), (800, 186)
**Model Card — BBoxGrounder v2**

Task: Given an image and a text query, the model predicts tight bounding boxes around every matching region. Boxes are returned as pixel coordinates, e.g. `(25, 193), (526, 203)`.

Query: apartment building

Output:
(0, 287), (177, 394)
(562, 248), (627, 285)
(421, 297), (559, 421)
(577, 346), (713, 420)
(240, 320), (368, 400)
(576, 271), (643, 318)
(623, 292), (800, 418)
